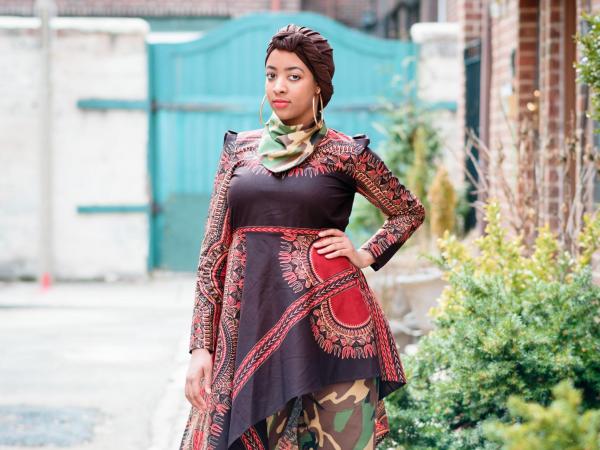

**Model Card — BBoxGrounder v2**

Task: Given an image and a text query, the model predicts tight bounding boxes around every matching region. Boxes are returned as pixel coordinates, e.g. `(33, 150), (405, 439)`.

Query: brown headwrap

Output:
(265, 24), (335, 110)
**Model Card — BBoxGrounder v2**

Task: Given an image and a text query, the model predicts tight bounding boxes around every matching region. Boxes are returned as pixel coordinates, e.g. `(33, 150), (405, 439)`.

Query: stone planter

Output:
(367, 266), (446, 351)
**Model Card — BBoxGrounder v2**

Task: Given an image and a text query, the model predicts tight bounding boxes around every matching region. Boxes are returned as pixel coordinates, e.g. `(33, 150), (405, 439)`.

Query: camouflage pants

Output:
(266, 377), (380, 450)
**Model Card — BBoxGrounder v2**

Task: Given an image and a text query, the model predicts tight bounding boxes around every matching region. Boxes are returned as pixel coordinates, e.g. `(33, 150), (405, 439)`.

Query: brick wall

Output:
(538, 0), (566, 230)
(579, 0), (600, 283)
(515, 1), (538, 126)
(304, 0), (440, 36)
(0, 0), (301, 17)
(486, 1), (518, 208)
(456, 0), (600, 283)
(302, 0), (369, 29)
(456, 0), (575, 225)
(446, 0), (458, 22)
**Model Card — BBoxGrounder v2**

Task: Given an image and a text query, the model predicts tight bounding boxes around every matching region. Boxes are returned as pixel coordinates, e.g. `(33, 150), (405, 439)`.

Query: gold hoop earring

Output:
(259, 94), (267, 126)
(312, 92), (325, 128)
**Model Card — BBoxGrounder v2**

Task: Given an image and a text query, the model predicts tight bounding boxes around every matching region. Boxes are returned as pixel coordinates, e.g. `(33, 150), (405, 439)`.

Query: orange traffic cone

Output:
(40, 272), (52, 291)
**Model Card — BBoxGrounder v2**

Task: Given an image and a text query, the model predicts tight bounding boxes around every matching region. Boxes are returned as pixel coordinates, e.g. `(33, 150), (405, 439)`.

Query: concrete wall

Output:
(0, 17), (150, 280)
(410, 22), (464, 194)
(0, 0), (302, 17)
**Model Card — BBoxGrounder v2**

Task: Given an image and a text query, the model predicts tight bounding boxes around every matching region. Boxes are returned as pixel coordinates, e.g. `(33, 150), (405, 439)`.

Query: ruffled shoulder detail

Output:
(350, 133), (371, 155)
(318, 128), (370, 156)
(220, 129), (240, 166)
(236, 128), (264, 144)
(223, 129), (238, 146)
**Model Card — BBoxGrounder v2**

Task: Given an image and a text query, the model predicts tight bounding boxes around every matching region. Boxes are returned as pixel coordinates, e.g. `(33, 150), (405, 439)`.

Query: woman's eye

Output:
(265, 73), (300, 81)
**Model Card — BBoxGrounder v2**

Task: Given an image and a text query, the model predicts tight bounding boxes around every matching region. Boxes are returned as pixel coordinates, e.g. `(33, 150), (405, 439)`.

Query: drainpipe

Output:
(478, 1), (492, 233)
(35, 0), (56, 289)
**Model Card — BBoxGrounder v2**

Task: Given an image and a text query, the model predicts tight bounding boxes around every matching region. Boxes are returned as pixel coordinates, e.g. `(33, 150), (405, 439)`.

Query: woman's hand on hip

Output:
(314, 228), (374, 269)
(185, 348), (213, 410)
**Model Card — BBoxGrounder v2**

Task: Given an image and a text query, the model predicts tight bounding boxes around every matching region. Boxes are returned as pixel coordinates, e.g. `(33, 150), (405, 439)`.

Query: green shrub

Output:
(349, 94), (443, 246)
(428, 165), (457, 238)
(381, 199), (600, 449)
(575, 12), (600, 128)
(483, 379), (600, 450)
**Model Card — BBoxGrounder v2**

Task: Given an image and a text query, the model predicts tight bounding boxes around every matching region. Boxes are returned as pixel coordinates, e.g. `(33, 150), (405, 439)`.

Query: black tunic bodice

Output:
(179, 127), (426, 450)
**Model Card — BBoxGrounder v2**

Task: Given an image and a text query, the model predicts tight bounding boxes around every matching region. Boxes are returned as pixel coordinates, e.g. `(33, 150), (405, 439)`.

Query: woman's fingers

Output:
(318, 228), (343, 238)
(314, 231), (358, 261)
(185, 379), (200, 409)
(203, 363), (213, 395)
(324, 248), (349, 258)
(185, 350), (214, 410)
(315, 235), (344, 248)
(316, 239), (351, 256)
(193, 379), (207, 410)
(186, 368), (207, 410)
(314, 229), (348, 255)
(320, 243), (345, 255)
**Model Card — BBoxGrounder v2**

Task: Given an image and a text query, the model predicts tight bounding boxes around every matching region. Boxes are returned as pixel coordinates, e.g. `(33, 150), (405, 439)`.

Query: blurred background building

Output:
(1, 0), (598, 282)
(0, 0), (446, 37)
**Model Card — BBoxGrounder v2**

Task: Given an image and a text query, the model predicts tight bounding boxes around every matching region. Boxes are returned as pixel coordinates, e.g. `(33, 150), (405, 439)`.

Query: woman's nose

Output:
(274, 78), (286, 93)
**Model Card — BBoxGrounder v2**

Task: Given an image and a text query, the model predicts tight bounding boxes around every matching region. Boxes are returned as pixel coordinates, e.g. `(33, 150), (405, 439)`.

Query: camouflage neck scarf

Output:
(257, 111), (328, 173)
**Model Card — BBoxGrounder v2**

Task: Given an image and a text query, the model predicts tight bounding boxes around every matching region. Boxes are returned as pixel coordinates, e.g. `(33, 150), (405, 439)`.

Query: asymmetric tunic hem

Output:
(179, 126), (426, 449)
(233, 368), (382, 444)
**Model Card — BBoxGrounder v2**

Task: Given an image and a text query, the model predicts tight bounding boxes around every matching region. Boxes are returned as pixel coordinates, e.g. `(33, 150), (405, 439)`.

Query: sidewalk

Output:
(0, 276), (196, 450)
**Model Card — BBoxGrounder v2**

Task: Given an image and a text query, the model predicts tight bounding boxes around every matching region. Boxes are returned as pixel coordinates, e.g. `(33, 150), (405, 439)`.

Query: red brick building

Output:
(304, 0), (441, 38)
(453, 1), (600, 225)
(0, 0), (444, 37)
(452, 0), (600, 279)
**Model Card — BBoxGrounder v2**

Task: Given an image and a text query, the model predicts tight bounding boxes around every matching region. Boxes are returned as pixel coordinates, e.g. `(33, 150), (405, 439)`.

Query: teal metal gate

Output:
(147, 11), (418, 271)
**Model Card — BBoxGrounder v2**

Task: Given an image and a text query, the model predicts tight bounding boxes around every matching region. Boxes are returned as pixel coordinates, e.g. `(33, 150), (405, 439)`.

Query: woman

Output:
(180, 24), (425, 450)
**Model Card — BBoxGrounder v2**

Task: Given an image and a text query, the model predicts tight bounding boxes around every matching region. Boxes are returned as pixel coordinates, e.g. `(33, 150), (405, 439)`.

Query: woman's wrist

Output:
(191, 348), (212, 357)
(356, 248), (375, 269)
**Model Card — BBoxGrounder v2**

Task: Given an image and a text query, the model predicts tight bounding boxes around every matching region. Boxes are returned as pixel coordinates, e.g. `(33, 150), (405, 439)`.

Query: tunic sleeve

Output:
(350, 135), (426, 272)
(189, 130), (238, 354)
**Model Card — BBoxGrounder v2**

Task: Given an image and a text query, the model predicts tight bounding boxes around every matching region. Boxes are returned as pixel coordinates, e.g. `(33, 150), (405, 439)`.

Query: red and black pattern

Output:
(350, 136), (426, 271)
(236, 128), (361, 180)
(180, 126), (425, 449)
(278, 228), (378, 360)
(375, 399), (391, 445)
(181, 231), (247, 450)
(309, 280), (377, 359)
(239, 426), (265, 450)
(207, 231), (248, 448)
(232, 264), (361, 399)
(189, 131), (239, 354)
(360, 275), (407, 384)
(278, 230), (320, 293)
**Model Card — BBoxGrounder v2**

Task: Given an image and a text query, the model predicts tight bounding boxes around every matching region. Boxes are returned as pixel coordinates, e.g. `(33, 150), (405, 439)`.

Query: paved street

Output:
(0, 276), (196, 450)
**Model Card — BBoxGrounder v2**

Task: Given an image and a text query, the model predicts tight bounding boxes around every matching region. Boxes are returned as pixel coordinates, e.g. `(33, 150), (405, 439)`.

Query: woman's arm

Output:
(351, 139), (426, 271)
(189, 130), (238, 354)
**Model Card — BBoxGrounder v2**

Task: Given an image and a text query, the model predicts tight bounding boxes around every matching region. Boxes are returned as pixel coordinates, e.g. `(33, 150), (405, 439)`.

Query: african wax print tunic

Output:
(179, 126), (426, 450)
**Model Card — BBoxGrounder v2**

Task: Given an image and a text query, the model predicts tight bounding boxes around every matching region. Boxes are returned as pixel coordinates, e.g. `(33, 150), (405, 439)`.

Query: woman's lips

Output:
(272, 100), (290, 109)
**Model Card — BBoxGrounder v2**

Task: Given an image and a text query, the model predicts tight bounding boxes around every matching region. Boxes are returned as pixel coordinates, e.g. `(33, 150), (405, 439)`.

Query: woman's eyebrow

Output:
(266, 65), (305, 72)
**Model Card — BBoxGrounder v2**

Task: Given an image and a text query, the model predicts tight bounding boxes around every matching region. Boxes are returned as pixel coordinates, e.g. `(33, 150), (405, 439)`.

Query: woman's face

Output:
(265, 49), (320, 127)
